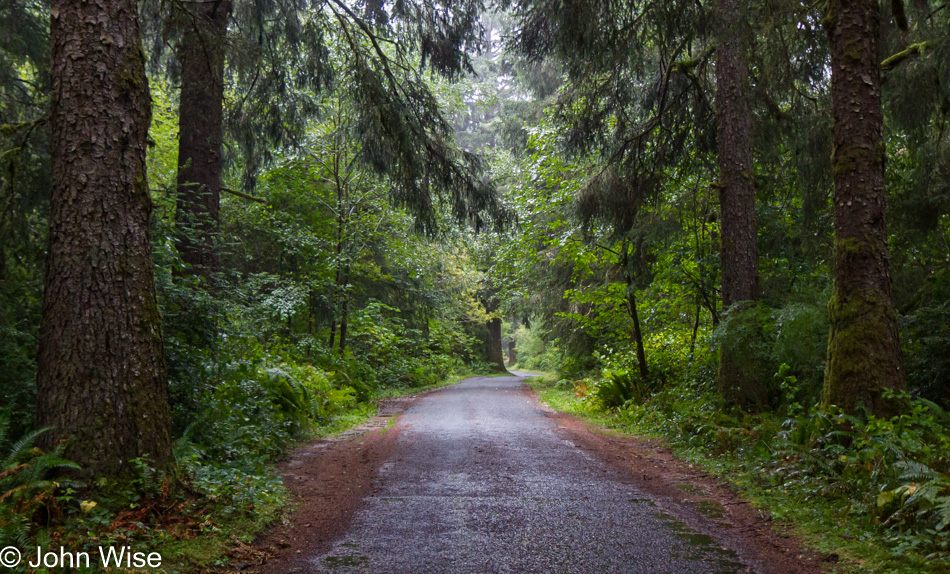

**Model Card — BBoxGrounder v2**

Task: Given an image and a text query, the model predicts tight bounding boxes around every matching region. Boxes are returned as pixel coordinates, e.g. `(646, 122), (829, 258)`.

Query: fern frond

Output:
(0, 483), (27, 504)
(935, 497), (950, 531)
(3, 427), (52, 468)
(0, 464), (26, 483)
(918, 398), (950, 425)
(898, 460), (942, 483)
(0, 512), (32, 548)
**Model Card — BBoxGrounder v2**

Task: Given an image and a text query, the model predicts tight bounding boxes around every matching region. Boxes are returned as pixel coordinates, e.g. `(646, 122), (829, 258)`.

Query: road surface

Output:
(307, 373), (759, 573)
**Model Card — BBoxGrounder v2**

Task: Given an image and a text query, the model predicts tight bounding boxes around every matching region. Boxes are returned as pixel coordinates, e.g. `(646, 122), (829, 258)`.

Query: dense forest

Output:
(2, 0), (950, 571)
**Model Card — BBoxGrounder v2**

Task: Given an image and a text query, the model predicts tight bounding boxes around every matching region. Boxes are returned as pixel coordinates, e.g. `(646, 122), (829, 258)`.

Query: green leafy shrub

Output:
(178, 458), (284, 520)
(189, 350), (359, 466)
(589, 369), (637, 409)
(770, 303), (828, 404)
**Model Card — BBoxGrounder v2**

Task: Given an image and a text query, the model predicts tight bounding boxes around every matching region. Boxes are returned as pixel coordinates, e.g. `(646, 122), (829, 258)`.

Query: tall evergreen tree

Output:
(822, 0), (905, 415)
(174, 0), (231, 273)
(714, 0), (765, 407)
(37, 0), (171, 474)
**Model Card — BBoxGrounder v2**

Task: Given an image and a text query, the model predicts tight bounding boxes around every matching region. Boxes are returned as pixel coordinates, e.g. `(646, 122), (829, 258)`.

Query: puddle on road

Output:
(693, 499), (728, 521)
(653, 510), (753, 573)
(319, 542), (369, 570)
(321, 553), (369, 568)
(673, 483), (705, 495)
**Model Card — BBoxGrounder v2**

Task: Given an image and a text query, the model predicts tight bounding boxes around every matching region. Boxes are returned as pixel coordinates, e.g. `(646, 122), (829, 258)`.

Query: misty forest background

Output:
(2, 0), (950, 571)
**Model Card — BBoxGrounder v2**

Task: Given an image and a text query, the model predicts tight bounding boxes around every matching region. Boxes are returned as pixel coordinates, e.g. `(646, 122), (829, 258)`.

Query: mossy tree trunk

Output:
(486, 317), (507, 373)
(714, 0), (766, 408)
(38, 0), (172, 476)
(823, 0), (905, 416)
(175, 0), (231, 274)
(507, 340), (517, 367)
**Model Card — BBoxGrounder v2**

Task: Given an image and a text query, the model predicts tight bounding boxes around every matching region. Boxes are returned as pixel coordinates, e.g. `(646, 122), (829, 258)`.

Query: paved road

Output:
(311, 374), (755, 573)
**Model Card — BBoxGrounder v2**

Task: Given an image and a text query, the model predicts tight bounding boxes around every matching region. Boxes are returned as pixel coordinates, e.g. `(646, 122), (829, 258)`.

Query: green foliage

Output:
(589, 370), (637, 409)
(587, 348), (651, 409)
(576, 367), (950, 569)
(2, 0), (948, 570)
(510, 324), (561, 372)
(187, 345), (359, 466)
(0, 422), (81, 548)
(901, 301), (950, 401)
(711, 301), (829, 407)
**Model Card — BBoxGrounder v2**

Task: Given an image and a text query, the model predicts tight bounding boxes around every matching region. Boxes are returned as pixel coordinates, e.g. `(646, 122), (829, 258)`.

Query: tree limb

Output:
(881, 41), (935, 73)
(221, 186), (266, 203)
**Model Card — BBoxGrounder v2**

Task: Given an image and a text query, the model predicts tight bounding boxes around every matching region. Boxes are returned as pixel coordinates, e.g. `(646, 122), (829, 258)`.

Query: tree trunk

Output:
(328, 256), (341, 349)
(507, 339), (517, 367)
(38, 0), (171, 476)
(329, 168), (345, 349)
(714, 0), (767, 409)
(626, 289), (649, 380)
(337, 298), (348, 356)
(308, 291), (314, 334)
(338, 265), (350, 356)
(823, 0), (905, 416)
(619, 241), (649, 380)
(688, 298), (701, 360)
(175, 0), (230, 274)
(486, 318), (507, 373)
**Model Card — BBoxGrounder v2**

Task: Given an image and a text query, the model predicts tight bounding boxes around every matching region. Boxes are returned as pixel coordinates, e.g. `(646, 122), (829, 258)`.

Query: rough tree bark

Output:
(822, 0), (905, 415)
(486, 318), (507, 373)
(37, 0), (171, 475)
(714, 0), (767, 409)
(507, 340), (517, 367)
(176, 0), (231, 273)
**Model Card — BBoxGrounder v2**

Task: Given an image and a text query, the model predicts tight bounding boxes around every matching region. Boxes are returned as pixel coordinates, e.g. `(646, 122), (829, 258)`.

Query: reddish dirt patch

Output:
(243, 396), (423, 573)
(523, 384), (831, 574)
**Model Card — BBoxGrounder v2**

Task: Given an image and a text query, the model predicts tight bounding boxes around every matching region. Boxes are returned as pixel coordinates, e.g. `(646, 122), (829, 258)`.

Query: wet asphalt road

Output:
(311, 373), (754, 573)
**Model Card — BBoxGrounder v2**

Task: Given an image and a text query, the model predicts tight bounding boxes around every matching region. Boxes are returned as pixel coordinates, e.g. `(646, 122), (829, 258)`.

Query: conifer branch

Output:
(881, 41), (935, 73)
(221, 186), (266, 203)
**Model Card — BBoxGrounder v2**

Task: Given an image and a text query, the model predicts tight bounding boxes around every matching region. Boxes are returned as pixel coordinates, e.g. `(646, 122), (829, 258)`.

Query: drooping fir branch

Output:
(325, 0), (502, 233)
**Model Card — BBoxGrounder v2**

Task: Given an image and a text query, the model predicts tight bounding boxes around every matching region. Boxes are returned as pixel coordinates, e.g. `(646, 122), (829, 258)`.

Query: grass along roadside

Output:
(524, 374), (949, 574)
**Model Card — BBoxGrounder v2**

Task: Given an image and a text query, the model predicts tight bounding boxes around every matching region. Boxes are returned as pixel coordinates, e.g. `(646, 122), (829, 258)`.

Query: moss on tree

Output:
(823, 288), (904, 417)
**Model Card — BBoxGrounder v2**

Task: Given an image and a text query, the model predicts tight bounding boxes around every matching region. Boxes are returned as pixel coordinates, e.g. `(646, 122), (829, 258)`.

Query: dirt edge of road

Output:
(247, 393), (426, 574)
(525, 383), (831, 574)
